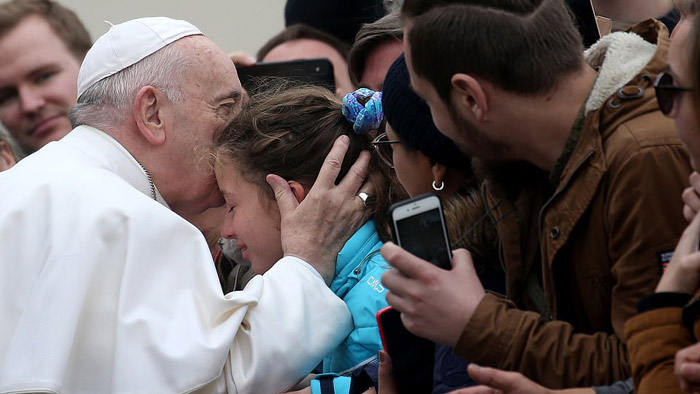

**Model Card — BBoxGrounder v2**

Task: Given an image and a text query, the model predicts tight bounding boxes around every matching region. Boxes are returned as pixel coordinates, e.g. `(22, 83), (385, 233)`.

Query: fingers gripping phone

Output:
(376, 194), (453, 392)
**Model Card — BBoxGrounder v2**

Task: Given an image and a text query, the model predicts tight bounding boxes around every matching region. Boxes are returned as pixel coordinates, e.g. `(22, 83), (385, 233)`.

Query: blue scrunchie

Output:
(342, 88), (383, 135)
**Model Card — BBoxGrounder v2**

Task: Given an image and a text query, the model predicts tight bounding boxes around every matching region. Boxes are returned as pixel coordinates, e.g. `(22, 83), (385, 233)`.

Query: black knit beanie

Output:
(285, 0), (385, 46)
(382, 54), (468, 169)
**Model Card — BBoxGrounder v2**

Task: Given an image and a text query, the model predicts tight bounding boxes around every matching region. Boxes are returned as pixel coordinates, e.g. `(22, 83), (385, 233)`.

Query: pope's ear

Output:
(288, 181), (308, 203)
(132, 85), (168, 146)
(451, 73), (489, 122)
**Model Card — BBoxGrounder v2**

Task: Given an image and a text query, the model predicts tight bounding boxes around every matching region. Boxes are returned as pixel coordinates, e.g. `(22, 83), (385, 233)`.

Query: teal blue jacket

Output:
(322, 220), (389, 374)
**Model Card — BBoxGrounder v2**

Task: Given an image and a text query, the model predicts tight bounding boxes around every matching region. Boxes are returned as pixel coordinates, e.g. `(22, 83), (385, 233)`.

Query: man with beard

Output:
(381, 0), (692, 388)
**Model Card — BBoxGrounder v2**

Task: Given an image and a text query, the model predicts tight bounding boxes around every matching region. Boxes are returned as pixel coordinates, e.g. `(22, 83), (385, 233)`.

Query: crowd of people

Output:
(1, 0), (700, 393)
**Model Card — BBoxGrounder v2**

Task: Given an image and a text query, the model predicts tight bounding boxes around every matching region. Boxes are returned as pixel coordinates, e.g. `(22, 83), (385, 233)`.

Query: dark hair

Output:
(403, 0), (584, 102)
(257, 24), (351, 62)
(0, 0), (91, 61)
(403, 0), (535, 18)
(348, 12), (403, 87)
(214, 85), (398, 241)
(284, 0), (386, 45)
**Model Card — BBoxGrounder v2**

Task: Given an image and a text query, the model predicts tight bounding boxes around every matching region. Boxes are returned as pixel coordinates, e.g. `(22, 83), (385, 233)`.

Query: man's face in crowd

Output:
(166, 36), (244, 216)
(263, 38), (355, 97)
(0, 15), (81, 153)
(360, 39), (403, 91)
(403, 26), (511, 162)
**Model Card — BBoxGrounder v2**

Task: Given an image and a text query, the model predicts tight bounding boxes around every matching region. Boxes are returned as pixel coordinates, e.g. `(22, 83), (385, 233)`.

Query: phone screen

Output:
(235, 58), (335, 93)
(395, 207), (451, 269)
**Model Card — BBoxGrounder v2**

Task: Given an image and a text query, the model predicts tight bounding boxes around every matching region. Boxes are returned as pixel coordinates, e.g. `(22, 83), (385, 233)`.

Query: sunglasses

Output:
(655, 71), (693, 116)
(371, 132), (401, 169)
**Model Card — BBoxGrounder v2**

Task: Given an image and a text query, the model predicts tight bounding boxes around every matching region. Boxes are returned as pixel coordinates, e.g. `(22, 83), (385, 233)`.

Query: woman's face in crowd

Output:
(668, 15), (700, 169)
(216, 161), (283, 274)
(386, 123), (435, 197)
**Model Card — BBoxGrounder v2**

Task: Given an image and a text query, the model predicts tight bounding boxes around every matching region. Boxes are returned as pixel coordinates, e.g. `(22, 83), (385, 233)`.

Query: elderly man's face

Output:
(167, 37), (244, 216)
(0, 15), (80, 153)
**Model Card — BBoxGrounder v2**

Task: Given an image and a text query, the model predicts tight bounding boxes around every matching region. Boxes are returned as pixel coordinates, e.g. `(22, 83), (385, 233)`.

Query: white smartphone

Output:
(389, 193), (452, 269)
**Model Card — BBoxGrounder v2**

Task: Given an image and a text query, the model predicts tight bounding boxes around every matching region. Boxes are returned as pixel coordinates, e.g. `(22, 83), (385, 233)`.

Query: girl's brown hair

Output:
(214, 84), (399, 241)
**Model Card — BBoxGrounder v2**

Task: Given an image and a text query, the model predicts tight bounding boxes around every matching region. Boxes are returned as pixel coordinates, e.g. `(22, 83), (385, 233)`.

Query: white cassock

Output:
(0, 126), (352, 394)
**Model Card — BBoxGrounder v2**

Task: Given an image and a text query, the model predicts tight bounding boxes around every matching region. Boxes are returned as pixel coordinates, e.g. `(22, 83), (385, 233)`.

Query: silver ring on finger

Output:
(357, 192), (375, 208)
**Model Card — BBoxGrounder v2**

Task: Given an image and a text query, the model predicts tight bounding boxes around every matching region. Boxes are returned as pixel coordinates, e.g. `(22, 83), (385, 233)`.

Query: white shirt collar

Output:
(67, 125), (169, 208)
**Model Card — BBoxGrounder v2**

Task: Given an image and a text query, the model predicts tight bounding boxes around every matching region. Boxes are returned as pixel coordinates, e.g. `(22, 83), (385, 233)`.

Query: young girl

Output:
(213, 85), (396, 378)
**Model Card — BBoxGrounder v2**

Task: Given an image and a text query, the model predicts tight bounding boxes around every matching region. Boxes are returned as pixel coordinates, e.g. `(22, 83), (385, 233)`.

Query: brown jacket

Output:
(455, 20), (691, 388)
(625, 303), (693, 394)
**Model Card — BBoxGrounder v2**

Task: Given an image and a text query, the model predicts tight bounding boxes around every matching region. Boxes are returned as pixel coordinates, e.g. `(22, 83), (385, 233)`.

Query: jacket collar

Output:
(584, 25), (658, 114)
(65, 125), (169, 208)
(330, 220), (382, 296)
(554, 20), (669, 189)
(590, 20), (670, 137)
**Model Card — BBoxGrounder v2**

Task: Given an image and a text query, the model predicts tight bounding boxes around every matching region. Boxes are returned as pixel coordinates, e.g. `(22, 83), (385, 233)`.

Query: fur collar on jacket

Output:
(584, 31), (657, 114)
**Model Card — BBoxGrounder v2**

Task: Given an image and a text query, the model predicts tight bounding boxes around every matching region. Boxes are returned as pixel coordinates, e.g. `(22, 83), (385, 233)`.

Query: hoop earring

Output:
(432, 180), (445, 191)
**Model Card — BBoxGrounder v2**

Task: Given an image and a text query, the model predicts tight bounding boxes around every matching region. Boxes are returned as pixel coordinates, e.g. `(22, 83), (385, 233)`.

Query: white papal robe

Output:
(0, 126), (352, 394)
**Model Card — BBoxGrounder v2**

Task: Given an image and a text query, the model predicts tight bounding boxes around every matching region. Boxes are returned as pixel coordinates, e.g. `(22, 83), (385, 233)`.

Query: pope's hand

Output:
(267, 135), (371, 284)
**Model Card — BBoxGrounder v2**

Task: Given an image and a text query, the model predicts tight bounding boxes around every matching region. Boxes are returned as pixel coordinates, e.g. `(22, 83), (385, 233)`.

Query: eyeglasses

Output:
(655, 71), (693, 116)
(371, 132), (401, 169)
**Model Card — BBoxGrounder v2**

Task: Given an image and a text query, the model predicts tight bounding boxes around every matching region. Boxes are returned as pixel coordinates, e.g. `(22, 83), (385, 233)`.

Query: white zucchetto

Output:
(77, 17), (203, 98)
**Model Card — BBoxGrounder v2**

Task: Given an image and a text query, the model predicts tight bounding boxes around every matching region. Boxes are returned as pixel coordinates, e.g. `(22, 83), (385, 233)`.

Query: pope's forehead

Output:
(176, 36), (229, 67)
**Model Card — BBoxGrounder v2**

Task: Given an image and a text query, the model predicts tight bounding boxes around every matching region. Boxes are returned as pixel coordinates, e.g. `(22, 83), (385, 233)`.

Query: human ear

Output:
(0, 141), (16, 172)
(431, 162), (448, 192)
(133, 85), (168, 146)
(451, 74), (489, 122)
(288, 181), (309, 203)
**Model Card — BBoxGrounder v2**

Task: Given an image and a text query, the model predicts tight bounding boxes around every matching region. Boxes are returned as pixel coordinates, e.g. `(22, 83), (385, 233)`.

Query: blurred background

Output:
(58, 0), (286, 55)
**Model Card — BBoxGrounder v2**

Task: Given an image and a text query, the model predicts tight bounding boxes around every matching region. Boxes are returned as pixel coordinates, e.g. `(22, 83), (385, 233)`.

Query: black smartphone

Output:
(389, 193), (452, 270)
(564, 0), (601, 48)
(235, 58), (335, 93)
(377, 194), (452, 392)
(376, 307), (435, 394)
